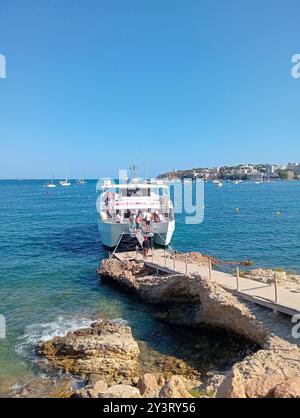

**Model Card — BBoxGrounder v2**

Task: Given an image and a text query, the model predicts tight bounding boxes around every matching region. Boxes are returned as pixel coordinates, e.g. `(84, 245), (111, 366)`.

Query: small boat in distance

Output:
(46, 175), (56, 188)
(60, 161), (71, 186)
(77, 178), (87, 185)
(213, 180), (223, 187)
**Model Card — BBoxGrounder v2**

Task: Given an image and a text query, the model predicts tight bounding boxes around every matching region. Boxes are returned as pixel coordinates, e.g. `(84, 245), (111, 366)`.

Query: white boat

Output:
(98, 179), (175, 248)
(77, 178), (87, 185)
(213, 180), (223, 187)
(60, 162), (71, 186)
(46, 175), (56, 188)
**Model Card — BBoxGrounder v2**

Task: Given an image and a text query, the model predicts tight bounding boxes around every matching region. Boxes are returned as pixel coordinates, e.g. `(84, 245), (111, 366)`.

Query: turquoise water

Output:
(0, 180), (299, 393)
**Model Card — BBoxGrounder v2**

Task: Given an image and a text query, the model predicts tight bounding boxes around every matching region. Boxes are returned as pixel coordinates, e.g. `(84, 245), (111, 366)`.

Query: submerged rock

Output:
(7, 376), (79, 398)
(36, 320), (140, 385)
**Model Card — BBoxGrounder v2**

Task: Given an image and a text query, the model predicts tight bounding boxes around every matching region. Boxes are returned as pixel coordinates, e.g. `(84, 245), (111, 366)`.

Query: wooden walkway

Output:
(114, 249), (300, 317)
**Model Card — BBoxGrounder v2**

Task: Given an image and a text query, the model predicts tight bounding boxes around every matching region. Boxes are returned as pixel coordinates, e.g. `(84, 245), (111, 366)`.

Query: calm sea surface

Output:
(0, 180), (299, 392)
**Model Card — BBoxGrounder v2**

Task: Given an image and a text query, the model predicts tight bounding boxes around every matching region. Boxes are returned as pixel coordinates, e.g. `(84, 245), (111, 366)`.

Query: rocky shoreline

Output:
(96, 257), (300, 398)
(7, 254), (300, 398)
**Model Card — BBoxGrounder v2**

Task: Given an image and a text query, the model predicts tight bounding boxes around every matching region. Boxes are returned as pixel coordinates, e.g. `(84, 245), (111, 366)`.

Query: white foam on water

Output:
(15, 315), (95, 357)
(15, 315), (129, 358)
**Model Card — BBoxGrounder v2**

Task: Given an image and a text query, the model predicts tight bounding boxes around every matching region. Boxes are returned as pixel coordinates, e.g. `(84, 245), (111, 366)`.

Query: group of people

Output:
(128, 210), (152, 232)
(115, 209), (164, 230)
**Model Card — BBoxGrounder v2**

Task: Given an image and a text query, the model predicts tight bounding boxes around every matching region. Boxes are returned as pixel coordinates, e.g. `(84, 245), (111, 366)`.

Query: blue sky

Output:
(0, 0), (300, 178)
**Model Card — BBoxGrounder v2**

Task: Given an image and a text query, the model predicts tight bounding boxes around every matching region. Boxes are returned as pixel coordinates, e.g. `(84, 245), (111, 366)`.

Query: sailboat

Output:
(46, 174), (56, 188)
(60, 162), (71, 186)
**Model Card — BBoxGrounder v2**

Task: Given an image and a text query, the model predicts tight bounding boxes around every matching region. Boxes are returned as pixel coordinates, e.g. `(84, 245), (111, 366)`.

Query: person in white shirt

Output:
(145, 210), (152, 230)
(116, 211), (121, 223)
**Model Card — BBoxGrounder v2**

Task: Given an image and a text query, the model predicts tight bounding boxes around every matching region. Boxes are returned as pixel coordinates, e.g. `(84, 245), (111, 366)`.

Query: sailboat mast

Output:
(65, 161), (68, 182)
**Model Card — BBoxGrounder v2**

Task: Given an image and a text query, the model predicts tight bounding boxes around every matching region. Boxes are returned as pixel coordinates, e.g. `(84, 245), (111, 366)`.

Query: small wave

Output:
(15, 315), (129, 359)
(15, 315), (95, 357)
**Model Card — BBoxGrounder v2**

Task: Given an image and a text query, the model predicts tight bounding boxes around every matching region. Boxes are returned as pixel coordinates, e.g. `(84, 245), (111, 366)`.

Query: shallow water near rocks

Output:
(1, 180), (298, 395)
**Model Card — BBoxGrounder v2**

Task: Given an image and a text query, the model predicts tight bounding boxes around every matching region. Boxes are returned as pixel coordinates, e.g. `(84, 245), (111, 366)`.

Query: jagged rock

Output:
(159, 376), (194, 398)
(98, 385), (142, 398)
(36, 320), (140, 385)
(98, 258), (270, 345)
(273, 378), (300, 398)
(137, 374), (159, 397)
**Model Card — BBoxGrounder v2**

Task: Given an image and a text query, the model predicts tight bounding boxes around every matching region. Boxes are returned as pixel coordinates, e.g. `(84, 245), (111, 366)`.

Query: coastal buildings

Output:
(157, 162), (300, 182)
(287, 162), (300, 176)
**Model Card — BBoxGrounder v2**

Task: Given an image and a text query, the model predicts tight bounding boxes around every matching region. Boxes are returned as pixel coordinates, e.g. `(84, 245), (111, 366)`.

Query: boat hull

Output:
(98, 220), (175, 248)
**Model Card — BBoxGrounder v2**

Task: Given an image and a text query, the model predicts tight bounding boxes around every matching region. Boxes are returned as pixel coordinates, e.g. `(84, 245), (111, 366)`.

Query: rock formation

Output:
(36, 320), (140, 385)
(98, 257), (300, 398)
(98, 258), (269, 344)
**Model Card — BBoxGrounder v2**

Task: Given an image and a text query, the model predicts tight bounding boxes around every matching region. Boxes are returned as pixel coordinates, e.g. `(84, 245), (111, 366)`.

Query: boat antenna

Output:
(130, 164), (139, 179)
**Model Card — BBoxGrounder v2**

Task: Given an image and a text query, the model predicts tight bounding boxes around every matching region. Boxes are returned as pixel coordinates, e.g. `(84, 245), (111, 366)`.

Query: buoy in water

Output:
(235, 208), (240, 213)
(276, 211), (281, 216)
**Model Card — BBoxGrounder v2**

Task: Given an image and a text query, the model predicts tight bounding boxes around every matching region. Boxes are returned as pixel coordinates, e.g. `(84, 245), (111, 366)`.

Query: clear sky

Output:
(0, 0), (300, 178)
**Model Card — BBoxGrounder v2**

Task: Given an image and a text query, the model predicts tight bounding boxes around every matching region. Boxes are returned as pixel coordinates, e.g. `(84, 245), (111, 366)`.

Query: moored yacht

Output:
(98, 178), (175, 248)
(60, 161), (71, 186)
(46, 174), (56, 188)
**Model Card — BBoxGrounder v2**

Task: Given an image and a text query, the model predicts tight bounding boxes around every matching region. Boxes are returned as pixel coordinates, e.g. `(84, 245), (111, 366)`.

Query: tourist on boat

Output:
(136, 215), (142, 230)
(142, 236), (150, 259)
(116, 211), (121, 224)
(130, 214), (136, 232)
(145, 210), (152, 231)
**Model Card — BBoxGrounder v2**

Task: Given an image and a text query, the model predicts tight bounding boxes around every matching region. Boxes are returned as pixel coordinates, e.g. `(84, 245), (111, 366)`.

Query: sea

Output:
(0, 179), (299, 394)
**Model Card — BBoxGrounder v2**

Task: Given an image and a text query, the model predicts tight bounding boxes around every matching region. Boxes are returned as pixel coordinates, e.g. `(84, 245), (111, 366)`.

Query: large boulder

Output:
(137, 374), (159, 397)
(36, 320), (140, 385)
(159, 376), (193, 398)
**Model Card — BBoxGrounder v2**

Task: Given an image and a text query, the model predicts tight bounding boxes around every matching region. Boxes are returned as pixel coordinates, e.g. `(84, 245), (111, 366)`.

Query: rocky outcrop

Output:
(98, 258), (300, 398)
(98, 258), (269, 345)
(36, 320), (140, 385)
